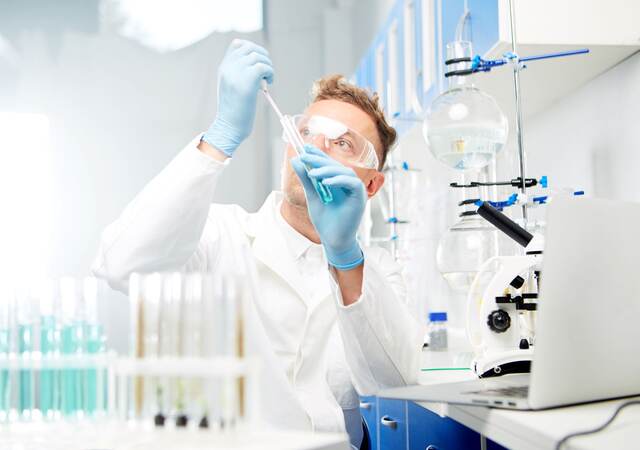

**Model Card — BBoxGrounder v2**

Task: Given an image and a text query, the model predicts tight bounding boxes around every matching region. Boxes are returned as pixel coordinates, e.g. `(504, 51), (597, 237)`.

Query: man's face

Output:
(281, 99), (385, 208)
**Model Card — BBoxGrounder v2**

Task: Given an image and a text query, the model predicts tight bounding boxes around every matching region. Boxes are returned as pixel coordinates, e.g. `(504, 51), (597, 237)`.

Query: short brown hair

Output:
(310, 74), (397, 170)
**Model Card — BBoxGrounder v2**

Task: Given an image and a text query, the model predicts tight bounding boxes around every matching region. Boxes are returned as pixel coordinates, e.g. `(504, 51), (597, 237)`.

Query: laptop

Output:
(381, 197), (640, 410)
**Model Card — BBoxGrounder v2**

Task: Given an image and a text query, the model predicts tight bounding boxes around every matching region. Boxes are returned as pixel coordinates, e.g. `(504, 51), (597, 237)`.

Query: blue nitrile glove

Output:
(291, 145), (366, 270)
(202, 39), (274, 157)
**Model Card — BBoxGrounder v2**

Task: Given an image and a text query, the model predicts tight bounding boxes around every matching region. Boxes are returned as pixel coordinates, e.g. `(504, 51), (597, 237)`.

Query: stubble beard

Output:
(282, 164), (308, 209)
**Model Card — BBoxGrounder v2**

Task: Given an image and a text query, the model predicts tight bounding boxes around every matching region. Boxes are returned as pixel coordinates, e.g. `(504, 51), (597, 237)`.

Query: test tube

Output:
(260, 81), (333, 204)
(0, 283), (11, 421)
(60, 277), (84, 418)
(144, 274), (163, 426)
(130, 273), (162, 423)
(182, 274), (205, 428)
(83, 277), (106, 417)
(160, 273), (182, 427)
(39, 279), (60, 420)
(16, 283), (35, 420)
(220, 276), (241, 429)
(200, 274), (220, 429)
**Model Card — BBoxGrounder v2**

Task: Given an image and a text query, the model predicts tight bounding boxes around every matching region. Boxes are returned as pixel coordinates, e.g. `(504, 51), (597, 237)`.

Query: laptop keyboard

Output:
(465, 385), (529, 398)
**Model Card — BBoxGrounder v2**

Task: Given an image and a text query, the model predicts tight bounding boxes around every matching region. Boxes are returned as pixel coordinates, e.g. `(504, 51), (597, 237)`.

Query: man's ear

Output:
(365, 171), (385, 198)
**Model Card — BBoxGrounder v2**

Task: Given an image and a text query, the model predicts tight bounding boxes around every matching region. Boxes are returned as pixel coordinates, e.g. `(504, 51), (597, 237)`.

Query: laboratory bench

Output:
(0, 421), (350, 450)
(362, 349), (640, 450)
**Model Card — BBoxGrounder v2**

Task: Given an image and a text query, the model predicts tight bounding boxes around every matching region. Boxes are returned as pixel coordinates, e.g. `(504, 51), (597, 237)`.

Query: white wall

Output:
(1, 1), (359, 351)
(4, 26), (271, 351)
(525, 51), (640, 203)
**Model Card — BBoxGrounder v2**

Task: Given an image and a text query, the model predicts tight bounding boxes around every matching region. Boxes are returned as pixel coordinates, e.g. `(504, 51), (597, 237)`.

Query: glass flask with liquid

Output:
(437, 213), (500, 293)
(423, 41), (508, 171)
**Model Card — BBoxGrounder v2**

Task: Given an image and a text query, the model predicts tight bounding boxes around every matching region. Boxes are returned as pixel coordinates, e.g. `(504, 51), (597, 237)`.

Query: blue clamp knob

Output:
(471, 55), (482, 70)
(387, 217), (398, 224)
(533, 195), (548, 204)
(401, 161), (410, 171)
(573, 190), (585, 196)
(503, 51), (519, 62)
(540, 176), (548, 188)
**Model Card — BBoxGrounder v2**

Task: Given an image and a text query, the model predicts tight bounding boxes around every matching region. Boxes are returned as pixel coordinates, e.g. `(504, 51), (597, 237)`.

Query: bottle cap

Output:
(429, 312), (448, 322)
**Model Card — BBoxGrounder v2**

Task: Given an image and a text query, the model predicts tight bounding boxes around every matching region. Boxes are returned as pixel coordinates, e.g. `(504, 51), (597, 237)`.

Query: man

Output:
(93, 39), (422, 448)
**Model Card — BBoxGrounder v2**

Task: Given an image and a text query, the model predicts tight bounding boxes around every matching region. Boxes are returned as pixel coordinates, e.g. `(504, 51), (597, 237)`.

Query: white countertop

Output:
(0, 421), (350, 450)
(397, 349), (640, 450)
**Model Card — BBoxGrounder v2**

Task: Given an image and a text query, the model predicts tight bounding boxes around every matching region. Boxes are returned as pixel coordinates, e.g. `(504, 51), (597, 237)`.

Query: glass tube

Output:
(16, 283), (35, 420)
(82, 277), (106, 417)
(0, 282), (11, 421)
(39, 279), (60, 420)
(60, 277), (84, 418)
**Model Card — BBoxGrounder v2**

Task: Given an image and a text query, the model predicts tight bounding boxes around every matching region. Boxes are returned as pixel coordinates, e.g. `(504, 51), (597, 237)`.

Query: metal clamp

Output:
(359, 402), (372, 410)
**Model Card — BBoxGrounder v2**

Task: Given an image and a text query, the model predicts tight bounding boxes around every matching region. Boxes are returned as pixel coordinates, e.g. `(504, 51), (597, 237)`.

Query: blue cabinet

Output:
(360, 396), (378, 447)
(367, 398), (511, 450)
(378, 398), (408, 450)
(407, 401), (481, 450)
(487, 439), (509, 450)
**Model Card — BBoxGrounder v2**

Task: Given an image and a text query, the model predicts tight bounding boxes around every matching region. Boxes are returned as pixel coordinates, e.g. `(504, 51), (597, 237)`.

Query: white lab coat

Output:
(92, 136), (423, 447)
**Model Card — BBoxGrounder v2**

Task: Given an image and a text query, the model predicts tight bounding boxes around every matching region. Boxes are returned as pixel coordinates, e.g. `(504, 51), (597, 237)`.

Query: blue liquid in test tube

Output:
(260, 80), (333, 204)
(0, 328), (8, 418)
(40, 315), (58, 418)
(82, 277), (106, 416)
(18, 323), (34, 418)
(60, 278), (84, 418)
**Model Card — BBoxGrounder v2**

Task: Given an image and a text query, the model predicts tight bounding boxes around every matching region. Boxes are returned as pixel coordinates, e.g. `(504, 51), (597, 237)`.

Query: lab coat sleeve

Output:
(330, 248), (423, 395)
(92, 135), (227, 292)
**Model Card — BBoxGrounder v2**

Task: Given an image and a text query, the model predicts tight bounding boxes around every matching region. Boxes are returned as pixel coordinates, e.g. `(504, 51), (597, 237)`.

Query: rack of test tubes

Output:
(120, 272), (259, 431)
(0, 277), (110, 422)
(0, 272), (257, 443)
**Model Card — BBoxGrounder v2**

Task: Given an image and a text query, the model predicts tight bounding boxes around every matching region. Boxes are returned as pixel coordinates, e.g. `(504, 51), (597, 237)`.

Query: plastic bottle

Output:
(428, 312), (449, 351)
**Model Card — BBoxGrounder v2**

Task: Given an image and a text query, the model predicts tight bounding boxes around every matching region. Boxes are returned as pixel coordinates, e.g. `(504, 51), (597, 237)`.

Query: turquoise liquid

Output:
(313, 178), (333, 204)
(18, 324), (34, 417)
(61, 321), (84, 417)
(84, 323), (105, 415)
(0, 329), (9, 416)
(40, 316), (58, 418)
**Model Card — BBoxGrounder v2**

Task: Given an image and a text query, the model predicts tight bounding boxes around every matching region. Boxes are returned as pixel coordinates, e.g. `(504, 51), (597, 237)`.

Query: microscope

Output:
(466, 202), (543, 378)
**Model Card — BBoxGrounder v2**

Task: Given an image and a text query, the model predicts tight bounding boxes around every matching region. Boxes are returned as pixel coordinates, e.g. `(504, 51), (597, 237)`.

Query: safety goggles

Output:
(283, 114), (380, 170)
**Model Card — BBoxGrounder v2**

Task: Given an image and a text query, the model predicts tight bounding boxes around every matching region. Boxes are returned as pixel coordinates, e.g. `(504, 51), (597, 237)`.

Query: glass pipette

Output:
(260, 80), (333, 204)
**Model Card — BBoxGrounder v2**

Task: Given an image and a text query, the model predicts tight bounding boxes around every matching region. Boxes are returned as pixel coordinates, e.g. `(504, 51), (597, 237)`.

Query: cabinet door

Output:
(360, 396), (378, 448)
(487, 439), (509, 450)
(378, 398), (408, 450)
(407, 401), (481, 450)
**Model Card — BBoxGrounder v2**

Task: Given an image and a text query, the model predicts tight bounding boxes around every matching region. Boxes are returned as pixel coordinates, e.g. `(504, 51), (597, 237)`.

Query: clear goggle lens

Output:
(282, 114), (379, 169)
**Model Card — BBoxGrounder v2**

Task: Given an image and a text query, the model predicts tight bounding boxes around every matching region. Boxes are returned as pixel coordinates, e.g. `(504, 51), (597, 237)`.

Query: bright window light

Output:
(0, 112), (51, 280)
(102, 0), (264, 52)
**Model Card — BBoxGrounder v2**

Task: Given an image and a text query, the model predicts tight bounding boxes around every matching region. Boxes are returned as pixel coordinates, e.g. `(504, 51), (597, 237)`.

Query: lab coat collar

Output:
(273, 196), (321, 261)
(249, 192), (331, 308)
